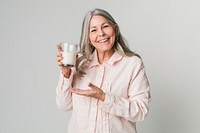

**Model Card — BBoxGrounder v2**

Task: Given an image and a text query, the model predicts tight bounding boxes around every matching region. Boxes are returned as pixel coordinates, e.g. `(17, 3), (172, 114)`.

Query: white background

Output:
(1, 0), (200, 133)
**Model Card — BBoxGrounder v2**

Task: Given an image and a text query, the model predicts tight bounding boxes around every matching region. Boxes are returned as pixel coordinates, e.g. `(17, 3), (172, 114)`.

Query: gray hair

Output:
(75, 8), (137, 77)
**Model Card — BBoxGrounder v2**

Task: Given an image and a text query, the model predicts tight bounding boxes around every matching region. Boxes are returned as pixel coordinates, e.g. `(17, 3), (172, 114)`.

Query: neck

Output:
(97, 49), (115, 64)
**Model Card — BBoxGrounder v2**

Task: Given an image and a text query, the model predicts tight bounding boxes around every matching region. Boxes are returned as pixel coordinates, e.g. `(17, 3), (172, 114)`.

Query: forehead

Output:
(90, 15), (109, 27)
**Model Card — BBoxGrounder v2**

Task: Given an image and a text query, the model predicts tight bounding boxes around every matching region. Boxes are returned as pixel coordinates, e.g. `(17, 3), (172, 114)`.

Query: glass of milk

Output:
(60, 42), (78, 67)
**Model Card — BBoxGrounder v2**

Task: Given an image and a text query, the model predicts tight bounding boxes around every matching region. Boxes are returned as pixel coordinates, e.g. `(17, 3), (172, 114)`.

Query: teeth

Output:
(99, 39), (108, 43)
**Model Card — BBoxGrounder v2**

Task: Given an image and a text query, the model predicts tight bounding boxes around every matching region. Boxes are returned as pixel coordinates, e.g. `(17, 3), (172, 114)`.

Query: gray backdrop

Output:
(1, 0), (200, 133)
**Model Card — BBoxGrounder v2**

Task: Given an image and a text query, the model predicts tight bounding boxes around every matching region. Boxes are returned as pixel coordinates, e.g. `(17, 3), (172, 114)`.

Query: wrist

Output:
(62, 69), (71, 78)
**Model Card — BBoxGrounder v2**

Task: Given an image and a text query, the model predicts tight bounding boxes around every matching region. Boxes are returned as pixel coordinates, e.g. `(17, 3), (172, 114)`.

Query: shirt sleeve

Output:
(101, 59), (151, 122)
(56, 71), (74, 111)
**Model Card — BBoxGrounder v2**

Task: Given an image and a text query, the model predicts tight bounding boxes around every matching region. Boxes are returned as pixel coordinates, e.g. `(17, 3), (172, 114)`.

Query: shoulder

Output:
(123, 54), (143, 66)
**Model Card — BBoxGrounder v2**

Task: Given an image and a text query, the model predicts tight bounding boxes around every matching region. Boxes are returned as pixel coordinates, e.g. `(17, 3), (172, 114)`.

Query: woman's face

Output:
(89, 15), (116, 53)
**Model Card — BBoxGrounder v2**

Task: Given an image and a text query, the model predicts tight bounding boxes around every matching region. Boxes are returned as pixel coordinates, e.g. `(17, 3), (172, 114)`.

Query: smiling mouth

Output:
(98, 38), (109, 43)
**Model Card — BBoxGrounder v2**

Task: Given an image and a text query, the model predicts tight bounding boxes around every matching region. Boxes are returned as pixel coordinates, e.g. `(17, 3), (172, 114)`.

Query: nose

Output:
(98, 29), (105, 37)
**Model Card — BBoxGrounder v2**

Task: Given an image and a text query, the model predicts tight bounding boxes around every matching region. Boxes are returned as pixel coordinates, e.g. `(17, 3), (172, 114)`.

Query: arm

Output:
(101, 60), (151, 122)
(56, 71), (73, 111)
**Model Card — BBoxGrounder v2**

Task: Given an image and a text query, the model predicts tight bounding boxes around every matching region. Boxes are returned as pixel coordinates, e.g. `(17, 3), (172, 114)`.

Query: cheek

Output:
(89, 34), (96, 42)
(110, 32), (116, 41)
(106, 27), (115, 35)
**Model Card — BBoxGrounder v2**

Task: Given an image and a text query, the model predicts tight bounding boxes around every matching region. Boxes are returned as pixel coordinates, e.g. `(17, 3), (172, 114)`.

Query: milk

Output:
(60, 42), (78, 66)
(61, 52), (76, 66)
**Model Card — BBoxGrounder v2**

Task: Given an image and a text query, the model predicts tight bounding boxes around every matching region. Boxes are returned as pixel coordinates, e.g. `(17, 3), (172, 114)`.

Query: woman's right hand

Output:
(56, 44), (72, 78)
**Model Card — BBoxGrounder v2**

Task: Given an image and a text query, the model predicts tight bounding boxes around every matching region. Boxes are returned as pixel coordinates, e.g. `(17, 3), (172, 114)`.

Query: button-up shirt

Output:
(56, 50), (151, 133)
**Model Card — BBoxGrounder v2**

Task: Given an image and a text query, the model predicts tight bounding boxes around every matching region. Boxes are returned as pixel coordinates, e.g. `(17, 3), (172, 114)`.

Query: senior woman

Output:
(56, 8), (151, 133)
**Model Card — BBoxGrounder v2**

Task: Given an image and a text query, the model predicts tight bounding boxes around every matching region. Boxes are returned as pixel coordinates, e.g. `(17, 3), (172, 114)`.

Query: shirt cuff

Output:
(62, 73), (73, 84)
(59, 70), (74, 92)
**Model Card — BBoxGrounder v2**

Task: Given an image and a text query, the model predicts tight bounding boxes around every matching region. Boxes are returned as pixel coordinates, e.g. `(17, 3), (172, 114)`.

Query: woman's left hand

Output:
(70, 83), (105, 101)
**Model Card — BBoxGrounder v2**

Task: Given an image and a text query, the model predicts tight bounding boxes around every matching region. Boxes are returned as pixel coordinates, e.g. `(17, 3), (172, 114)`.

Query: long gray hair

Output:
(75, 8), (137, 77)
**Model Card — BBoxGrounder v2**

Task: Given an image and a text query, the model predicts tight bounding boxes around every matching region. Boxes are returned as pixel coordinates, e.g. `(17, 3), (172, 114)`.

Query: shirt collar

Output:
(89, 50), (123, 68)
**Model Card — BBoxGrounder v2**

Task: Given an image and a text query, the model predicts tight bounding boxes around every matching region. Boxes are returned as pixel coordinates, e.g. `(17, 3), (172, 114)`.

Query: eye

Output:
(103, 25), (109, 28)
(90, 29), (96, 33)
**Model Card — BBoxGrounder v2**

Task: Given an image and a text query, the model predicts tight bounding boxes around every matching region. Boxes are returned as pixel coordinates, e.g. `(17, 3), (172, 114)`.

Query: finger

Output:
(57, 52), (62, 57)
(70, 88), (81, 92)
(58, 61), (63, 66)
(70, 88), (88, 93)
(57, 56), (63, 62)
(88, 83), (97, 89)
(57, 54), (63, 65)
(56, 44), (63, 52)
(70, 88), (82, 95)
(70, 88), (91, 95)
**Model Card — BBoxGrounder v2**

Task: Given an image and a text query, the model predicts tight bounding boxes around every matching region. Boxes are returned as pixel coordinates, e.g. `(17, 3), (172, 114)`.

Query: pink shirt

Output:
(56, 50), (151, 133)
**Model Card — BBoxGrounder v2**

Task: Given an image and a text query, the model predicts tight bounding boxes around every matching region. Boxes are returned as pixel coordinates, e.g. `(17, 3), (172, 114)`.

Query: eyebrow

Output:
(90, 22), (109, 29)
